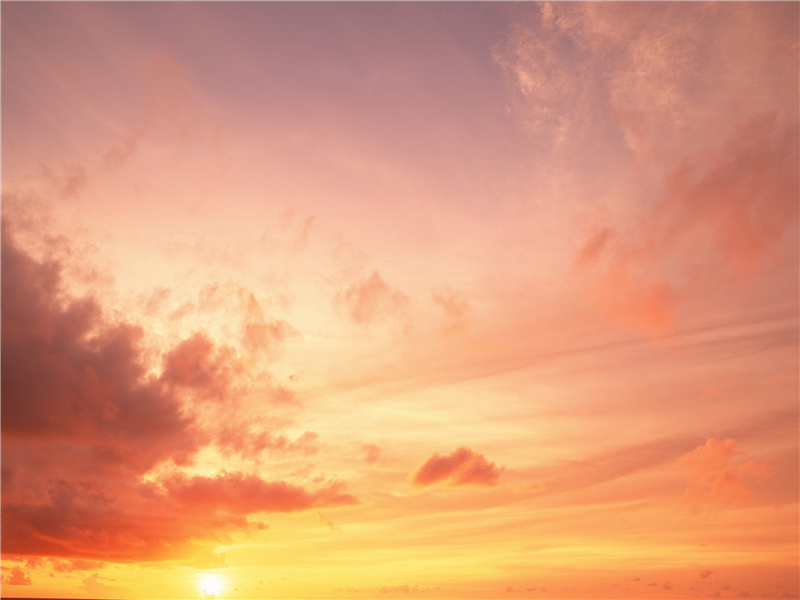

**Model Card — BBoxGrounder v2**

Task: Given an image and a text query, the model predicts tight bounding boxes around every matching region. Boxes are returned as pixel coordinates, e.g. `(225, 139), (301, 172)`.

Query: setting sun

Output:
(1, 2), (798, 600)
(199, 573), (225, 598)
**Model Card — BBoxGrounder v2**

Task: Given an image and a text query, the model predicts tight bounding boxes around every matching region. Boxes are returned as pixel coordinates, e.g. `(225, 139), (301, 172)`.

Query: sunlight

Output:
(199, 572), (225, 599)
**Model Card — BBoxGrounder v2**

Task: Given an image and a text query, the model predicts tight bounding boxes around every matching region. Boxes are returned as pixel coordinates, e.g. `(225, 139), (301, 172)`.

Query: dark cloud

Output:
(0, 214), (356, 564)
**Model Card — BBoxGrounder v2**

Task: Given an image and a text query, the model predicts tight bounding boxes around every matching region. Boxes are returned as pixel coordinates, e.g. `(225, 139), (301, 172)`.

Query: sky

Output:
(1, 2), (798, 599)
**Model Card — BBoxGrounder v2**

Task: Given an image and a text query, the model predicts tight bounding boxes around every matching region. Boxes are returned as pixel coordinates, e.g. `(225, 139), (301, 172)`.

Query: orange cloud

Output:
(678, 438), (776, 512)
(411, 447), (502, 488)
(362, 443), (382, 464)
(2, 566), (33, 586)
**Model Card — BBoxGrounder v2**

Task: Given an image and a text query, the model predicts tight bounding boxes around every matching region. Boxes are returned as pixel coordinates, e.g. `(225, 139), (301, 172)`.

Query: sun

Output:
(199, 573), (225, 598)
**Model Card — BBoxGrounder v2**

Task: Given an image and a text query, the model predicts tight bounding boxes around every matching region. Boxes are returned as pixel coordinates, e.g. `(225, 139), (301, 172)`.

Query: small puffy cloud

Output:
(340, 271), (410, 327)
(2, 566), (33, 585)
(678, 438), (776, 512)
(699, 570), (713, 580)
(410, 447), (502, 488)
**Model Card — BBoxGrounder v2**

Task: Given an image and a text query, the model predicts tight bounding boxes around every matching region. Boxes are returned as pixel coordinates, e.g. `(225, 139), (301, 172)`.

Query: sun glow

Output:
(199, 573), (225, 598)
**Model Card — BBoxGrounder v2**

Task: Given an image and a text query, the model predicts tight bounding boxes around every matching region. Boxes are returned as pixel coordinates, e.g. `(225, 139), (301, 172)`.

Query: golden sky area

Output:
(1, 2), (798, 600)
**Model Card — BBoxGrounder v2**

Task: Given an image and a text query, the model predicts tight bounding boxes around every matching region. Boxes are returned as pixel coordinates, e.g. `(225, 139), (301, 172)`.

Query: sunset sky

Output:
(1, 2), (798, 599)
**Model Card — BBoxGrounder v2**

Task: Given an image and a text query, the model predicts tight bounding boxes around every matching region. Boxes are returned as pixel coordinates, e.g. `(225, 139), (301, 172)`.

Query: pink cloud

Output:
(340, 271), (410, 327)
(431, 286), (470, 334)
(678, 438), (776, 512)
(411, 447), (502, 488)
(576, 113), (797, 337)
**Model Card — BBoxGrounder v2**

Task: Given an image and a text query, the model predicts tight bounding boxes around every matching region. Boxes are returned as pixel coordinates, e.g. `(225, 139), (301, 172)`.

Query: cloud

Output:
(678, 438), (776, 512)
(162, 472), (357, 514)
(496, 3), (798, 162)
(41, 162), (90, 199)
(576, 113), (798, 336)
(411, 447), (502, 488)
(195, 282), (297, 361)
(102, 49), (207, 171)
(1, 216), (202, 473)
(0, 213), (356, 563)
(50, 559), (106, 572)
(318, 512), (341, 531)
(80, 573), (126, 597)
(340, 271), (410, 327)
(2, 566), (33, 585)
(699, 570), (713, 580)
(431, 286), (470, 334)
(380, 584), (427, 594)
(496, 4), (798, 338)
(161, 332), (238, 397)
(520, 435), (700, 500)
(362, 443), (382, 465)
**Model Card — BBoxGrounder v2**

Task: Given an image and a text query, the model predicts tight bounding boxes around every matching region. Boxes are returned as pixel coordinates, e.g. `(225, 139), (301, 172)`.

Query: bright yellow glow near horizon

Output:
(199, 572), (225, 598)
